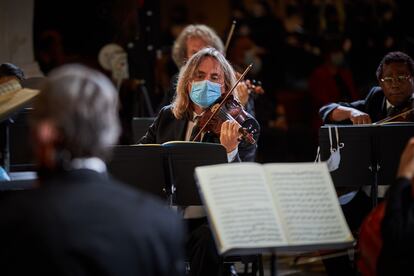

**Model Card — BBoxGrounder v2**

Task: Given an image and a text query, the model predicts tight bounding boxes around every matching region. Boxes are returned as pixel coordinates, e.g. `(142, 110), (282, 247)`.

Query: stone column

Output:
(0, 0), (43, 77)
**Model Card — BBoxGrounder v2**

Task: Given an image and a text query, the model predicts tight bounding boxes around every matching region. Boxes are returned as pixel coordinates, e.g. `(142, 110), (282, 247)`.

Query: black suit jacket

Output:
(320, 86), (388, 124)
(0, 169), (185, 276)
(139, 105), (260, 162)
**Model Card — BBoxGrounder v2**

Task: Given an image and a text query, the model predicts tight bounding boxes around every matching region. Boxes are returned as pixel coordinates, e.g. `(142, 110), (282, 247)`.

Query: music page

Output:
(263, 163), (353, 245)
(195, 163), (287, 254)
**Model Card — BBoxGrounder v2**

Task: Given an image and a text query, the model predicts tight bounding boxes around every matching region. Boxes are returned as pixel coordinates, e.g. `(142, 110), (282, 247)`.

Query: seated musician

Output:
(139, 47), (260, 276)
(160, 24), (256, 115)
(320, 51), (414, 125)
(0, 64), (185, 275)
(319, 51), (414, 276)
(320, 51), (414, 226)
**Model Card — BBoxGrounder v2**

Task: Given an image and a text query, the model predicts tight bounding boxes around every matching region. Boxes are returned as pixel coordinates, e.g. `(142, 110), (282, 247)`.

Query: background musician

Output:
(320, 51), (414, 125)
(139, 47), (259, 276)
(319, 51), (414, 276)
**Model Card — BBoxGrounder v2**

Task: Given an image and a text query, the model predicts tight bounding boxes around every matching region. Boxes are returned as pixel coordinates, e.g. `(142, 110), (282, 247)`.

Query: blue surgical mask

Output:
(190, 80), (221, 108)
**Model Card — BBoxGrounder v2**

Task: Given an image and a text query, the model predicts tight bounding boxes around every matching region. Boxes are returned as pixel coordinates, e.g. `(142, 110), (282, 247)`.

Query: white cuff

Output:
(227, 148), (238, 162)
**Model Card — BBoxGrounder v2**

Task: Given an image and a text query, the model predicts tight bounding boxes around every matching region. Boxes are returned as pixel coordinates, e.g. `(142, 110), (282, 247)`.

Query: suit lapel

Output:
(174, 118), (188, 141)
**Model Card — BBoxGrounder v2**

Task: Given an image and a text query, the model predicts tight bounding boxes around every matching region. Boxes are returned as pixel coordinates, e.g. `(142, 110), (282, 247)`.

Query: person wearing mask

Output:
(140, 47), (259, 276)
(160, 24), (255, 115)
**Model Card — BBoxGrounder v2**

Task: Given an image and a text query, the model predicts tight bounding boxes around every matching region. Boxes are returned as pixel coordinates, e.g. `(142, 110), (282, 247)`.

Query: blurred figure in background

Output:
(0, 64), (185, 276)
(308, 37), (359, 141)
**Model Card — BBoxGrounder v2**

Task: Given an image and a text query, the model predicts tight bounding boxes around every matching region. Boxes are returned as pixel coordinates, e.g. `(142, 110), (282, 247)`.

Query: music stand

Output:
(163, 142), (227, 206)
(319, 125), (373, 188)
(319, 123), (414, 206)
(107, 145), (168, 200)
(376, 123), (414, 186)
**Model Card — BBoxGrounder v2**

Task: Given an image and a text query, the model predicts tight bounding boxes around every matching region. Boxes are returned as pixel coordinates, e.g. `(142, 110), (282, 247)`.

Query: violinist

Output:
(140, 47), (259, 161)
(320, 51), (414, 125)
(139, 47), (259, 276)
(319, 51), (414, 276)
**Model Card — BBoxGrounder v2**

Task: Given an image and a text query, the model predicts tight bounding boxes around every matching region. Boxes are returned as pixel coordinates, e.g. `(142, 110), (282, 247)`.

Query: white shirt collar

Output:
(386, 100), (394, 110)
(71, 157), (107, 173)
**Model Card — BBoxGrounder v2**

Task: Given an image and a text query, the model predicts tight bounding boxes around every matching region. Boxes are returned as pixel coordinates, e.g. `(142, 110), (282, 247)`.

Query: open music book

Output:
(195, 162), (354, 255)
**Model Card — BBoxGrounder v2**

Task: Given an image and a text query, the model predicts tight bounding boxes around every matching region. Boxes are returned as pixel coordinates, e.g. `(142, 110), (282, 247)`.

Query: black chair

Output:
(131, 117), (155, 142)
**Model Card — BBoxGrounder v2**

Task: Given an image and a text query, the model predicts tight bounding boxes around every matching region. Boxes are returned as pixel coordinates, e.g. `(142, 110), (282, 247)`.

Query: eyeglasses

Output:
(380, 75), (411, 84)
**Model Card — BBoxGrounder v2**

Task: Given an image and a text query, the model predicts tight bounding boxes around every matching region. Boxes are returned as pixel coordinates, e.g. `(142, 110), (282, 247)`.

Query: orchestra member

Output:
(160, 24), (255, 114)
(320, 51), (414, 125)
(159, 24), (224, 109)
(320, 51), (414, 276)
(0, 64), (185, 276)
(139, 47), (259, 276)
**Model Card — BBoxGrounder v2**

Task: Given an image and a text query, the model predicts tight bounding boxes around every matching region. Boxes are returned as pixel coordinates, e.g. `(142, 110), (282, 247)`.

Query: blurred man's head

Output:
(0, 63), (25, 83)
(377, 51), (414, 107)
(31, 64), (120, 171)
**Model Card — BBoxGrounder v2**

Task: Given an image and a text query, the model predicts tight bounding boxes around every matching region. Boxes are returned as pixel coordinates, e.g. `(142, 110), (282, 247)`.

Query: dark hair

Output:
(376, 51), (414, 80)
(0, 63), (25, 80)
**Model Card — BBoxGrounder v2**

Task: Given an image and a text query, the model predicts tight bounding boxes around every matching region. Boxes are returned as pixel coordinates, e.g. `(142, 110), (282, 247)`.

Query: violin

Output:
(374, 105), (414, 125)
(192, 64), (259, 144)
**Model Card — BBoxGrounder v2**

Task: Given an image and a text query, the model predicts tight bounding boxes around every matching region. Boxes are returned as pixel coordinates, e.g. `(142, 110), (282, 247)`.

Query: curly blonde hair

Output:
(172, 48), (237, 119)
(172, 24), (224, 68)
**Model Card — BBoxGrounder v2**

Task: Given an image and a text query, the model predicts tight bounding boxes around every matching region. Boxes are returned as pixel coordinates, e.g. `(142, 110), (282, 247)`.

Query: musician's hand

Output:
(235, 82), (249, 107)
(220, 120), (240, 153)
(397, 137), (414, 180)
(349, 109), (372, 124)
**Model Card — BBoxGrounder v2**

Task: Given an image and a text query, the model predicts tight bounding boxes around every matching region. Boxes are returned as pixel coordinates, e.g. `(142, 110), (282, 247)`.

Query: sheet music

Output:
(196, 163), (287, 252)
(264, 163), (352, 245)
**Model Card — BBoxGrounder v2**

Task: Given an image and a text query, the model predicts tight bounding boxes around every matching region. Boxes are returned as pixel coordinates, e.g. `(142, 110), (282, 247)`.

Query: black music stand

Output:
(319, 123), (414, 206)
(319, 125), (374, 189)
(107, 145), (169, 200)
(162, 142), (227, 206)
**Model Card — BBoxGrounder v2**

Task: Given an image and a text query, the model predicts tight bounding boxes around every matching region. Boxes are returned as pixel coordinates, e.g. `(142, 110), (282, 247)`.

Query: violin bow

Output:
(192, 64), (252, 142)
(373, 106), (414, 125)
(224, 20), (236, 56)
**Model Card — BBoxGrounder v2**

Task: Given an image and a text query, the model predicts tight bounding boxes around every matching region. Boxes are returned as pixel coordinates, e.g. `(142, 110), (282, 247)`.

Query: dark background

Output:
(31, 0), (414, 162)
